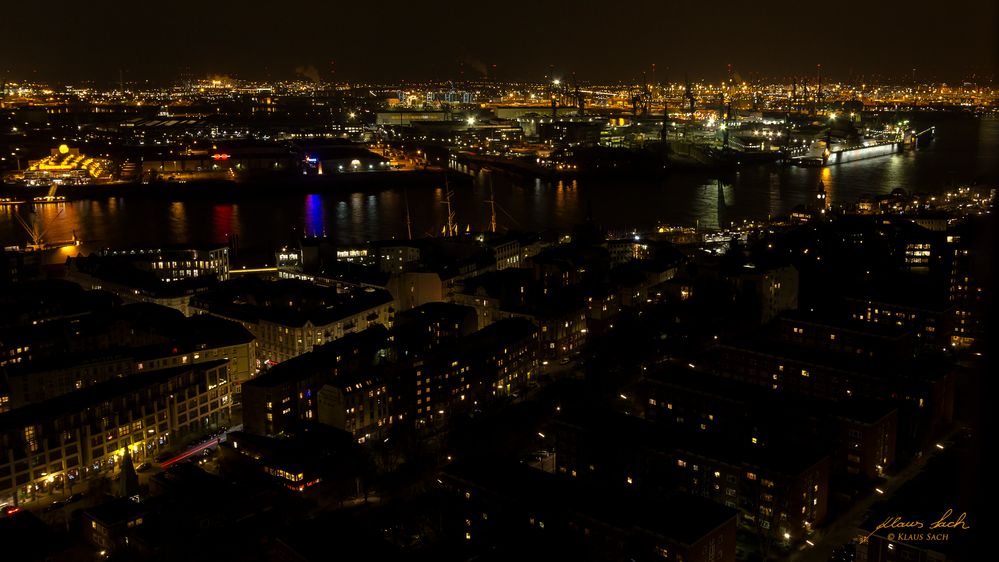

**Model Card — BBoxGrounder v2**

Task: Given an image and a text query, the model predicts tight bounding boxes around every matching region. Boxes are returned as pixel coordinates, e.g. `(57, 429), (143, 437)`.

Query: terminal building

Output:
(19, 145), (112, 186)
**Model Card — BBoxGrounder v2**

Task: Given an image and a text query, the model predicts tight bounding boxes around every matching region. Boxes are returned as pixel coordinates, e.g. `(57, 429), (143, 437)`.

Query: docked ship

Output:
(6, 204), (82, 253)
(8, 144), (112, 187)
(790, 117), (934, 167)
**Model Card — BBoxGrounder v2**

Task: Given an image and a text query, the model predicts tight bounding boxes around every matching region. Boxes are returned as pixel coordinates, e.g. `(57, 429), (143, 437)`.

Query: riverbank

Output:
(0, 168), (461, 202)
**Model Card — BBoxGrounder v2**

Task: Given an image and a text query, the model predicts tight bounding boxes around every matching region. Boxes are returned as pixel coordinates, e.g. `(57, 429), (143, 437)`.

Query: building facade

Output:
(0, 361), (231, 506)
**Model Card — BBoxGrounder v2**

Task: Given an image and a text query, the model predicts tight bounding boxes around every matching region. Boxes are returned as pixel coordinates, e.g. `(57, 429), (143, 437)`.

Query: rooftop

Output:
(443, 457), (736, 546)
(557, 407), (829, 476)
(244, 325), (389, 389)
(643, 366), (898, 425)
(0, 360), (226, 430)
(191, 276), (393, 327)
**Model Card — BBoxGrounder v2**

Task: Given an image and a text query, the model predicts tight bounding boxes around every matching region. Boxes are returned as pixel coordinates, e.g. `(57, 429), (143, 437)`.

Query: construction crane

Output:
(661, 88), (670, 142)
(681, 76), (697, 143)
(816, 63), (822, 113)
(572, 74), (584, 117)
(684, 76), (696, 117)
(14, 207), (65, 251)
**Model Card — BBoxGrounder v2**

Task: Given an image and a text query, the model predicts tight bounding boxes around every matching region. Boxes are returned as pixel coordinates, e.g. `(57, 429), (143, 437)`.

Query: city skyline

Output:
(0, 5), (993, 560)
(1, 0), (996, 84)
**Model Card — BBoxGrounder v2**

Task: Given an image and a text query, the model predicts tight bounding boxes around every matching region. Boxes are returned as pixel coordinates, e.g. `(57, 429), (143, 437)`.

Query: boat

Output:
(13, 205), (82, 252)
(31, 182), (68, 204)
(33, 195), (68, 203)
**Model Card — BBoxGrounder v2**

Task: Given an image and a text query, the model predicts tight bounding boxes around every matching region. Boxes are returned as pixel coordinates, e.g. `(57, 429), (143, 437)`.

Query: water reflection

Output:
(366, 194), (378, 236)
(820, 167), (834, 206)
(170, 201), (188, 241)
(0, 119), (994, 263)
(335, 201), (349, 237)
(303, 194), (324, 237)
(767, 171), (781, 219)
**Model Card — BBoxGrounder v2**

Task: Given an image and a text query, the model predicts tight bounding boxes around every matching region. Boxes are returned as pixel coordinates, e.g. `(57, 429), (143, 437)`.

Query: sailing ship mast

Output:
(14, 206), (64, 251)
(486, 175), (497, 234)
(404, 188), (413, 240)
(443, 175), (457, 237)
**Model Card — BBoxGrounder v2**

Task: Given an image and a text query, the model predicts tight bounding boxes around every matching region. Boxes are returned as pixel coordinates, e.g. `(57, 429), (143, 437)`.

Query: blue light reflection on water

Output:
(1, 118), (995, 260)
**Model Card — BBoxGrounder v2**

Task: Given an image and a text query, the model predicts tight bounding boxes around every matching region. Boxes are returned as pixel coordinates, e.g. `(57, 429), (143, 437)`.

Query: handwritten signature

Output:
(860, 509), (970, 543)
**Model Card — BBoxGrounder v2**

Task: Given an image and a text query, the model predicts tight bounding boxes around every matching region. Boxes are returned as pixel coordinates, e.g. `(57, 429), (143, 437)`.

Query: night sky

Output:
(1, 0), (995, 84)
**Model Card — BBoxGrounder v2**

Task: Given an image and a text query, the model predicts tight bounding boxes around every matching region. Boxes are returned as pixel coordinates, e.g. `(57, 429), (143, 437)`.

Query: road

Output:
(159, 437), (220, 468)
(158, 424), (240, 468)
(787, 433), (956, 562)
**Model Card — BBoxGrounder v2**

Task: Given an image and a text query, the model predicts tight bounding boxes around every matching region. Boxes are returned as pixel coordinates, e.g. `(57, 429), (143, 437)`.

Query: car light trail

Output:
(160, 438), (219, 468)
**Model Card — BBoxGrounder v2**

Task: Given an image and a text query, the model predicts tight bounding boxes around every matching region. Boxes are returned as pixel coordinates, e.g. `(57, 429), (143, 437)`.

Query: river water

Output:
(2, 117), (996, 265)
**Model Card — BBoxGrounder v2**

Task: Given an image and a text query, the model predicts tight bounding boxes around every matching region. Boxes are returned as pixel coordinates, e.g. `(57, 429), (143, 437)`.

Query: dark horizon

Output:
(1, 0), (996, 85)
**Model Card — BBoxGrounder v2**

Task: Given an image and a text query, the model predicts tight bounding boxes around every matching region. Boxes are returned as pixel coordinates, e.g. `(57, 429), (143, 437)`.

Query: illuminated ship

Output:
(790, 117), (933, 167)
(14, 144), (112, 186)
